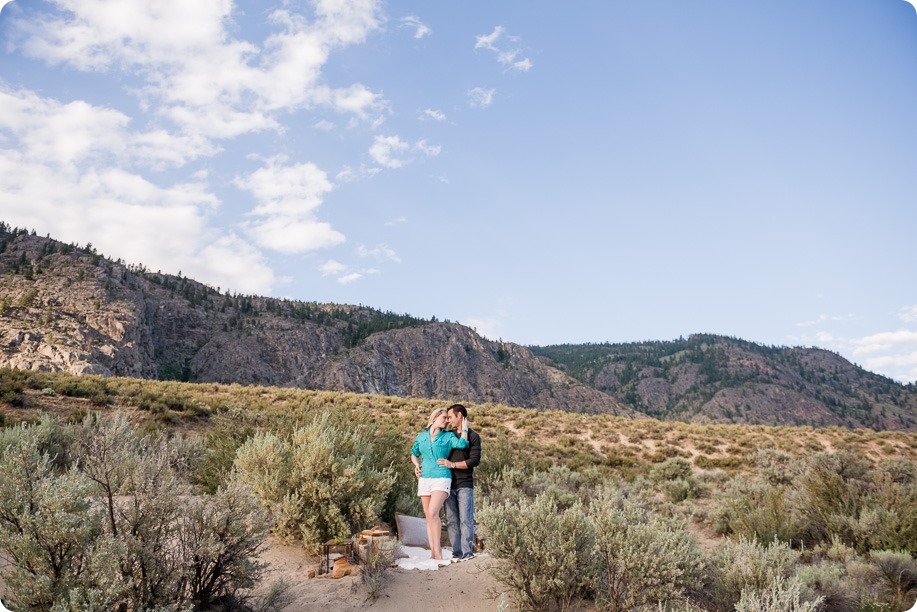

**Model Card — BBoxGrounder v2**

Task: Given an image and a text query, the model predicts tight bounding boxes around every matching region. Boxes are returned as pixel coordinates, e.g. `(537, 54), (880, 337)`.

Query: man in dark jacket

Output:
(437, 403), (481, 560)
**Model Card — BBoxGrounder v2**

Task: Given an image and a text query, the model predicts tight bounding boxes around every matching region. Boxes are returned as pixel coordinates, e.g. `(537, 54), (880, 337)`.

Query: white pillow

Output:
(395, 513), (429, 549)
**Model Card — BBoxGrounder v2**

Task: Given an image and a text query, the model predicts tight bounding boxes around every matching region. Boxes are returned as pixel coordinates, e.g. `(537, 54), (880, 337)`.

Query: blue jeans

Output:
(444, 486), (474, 557)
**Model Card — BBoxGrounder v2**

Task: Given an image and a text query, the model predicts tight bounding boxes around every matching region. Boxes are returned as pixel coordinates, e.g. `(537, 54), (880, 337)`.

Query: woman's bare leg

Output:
(420, 495), (435, 556)
(426, 490), (449, 559)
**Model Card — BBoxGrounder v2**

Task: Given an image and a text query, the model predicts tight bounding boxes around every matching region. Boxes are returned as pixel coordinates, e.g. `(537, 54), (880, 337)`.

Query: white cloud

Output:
(467, 87), (495, 108)
(357, 243), (401, 262)
(415, 139), (441, 157)
(474, 26), (504, 52)
(369, 134), (410, 168)
(474, 25), (532, 72)
(898, 305), (917, 322)
(369, 134), (440, 169)
(420, 108), (446, 121)
(384, 216), (407, 227)
(851, 330), (917, 355)
(234, 157), (344, 254)
(338, 272), (363, 284)
(13, 0), (386, 140)
(465, 316), (502, 341)
(400, 15), (431, 39)
(313, 119), (335, 131)
(319, 259), (347, 276)
(796, 313), (856, 327)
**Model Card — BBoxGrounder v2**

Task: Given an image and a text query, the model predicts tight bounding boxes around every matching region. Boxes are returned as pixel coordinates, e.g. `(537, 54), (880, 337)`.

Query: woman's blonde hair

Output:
(426, 407), (448, 429)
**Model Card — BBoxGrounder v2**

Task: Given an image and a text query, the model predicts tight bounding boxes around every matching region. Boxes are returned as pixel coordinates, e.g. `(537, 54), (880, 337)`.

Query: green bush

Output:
(233, 411), (396, 551)
(478, 494), (595, 611)
(713, 476), (802, 545)
(794, 561), (857, 612)
(588, 488), (706, 611)
(0, 414), (271, 609)
(708, 537), (800, 611)
(869, 550), (917, 612)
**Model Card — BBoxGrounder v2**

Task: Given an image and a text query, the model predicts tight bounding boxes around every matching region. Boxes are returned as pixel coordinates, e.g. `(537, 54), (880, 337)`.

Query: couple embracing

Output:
(410, 403), (482, 561)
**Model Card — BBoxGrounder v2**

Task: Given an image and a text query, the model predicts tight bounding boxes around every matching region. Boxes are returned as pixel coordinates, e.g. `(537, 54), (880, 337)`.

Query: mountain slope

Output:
(530, 335), (917, 430)
(0, 224), (634, 416)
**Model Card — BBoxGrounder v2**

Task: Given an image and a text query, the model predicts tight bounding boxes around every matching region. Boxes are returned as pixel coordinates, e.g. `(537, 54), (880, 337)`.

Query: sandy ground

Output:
(255, 541), (513, 612)
(0, 541), (512, 612)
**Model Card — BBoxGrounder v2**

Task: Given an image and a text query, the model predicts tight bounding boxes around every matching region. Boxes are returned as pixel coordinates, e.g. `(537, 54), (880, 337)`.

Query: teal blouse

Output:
(411, 429), (470, 478)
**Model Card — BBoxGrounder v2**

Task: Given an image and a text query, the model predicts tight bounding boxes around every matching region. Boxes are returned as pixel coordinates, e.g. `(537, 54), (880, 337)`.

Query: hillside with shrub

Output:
(1, 370), (915, 610)
(532, 336), (917, 430)
(0, 222), (630, 417)
(2, 222), (915, 430)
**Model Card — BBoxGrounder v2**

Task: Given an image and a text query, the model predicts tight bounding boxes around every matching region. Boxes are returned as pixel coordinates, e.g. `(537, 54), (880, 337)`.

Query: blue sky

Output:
(1, 0), (916, 383)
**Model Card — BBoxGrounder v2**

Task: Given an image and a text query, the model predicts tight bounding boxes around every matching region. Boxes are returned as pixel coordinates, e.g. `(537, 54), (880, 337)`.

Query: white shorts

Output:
(417, 477), (452, 496)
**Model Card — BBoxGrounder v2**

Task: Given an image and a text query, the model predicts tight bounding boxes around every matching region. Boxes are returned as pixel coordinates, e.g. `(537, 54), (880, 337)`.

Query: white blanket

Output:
(394, 546), (454, 570)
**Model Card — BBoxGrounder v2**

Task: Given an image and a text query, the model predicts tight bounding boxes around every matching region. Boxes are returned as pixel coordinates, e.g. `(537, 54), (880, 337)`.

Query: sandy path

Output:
(256, 541), (513, 612)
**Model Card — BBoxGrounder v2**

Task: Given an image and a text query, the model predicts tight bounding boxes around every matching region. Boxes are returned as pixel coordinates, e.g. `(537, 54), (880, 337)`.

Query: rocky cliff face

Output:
(0, 228), (635, 416)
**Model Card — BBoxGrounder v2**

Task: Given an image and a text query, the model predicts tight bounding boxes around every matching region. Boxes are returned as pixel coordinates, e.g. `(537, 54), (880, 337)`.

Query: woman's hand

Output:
(414, 464), (421, 478)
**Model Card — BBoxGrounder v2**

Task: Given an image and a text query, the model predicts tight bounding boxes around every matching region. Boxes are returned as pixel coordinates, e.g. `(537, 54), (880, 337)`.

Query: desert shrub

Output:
(751, 448), (801, 486)
(234, 411), (396, 552)
(0, 436), (123, 609)
(650, 458), (693, 482)
(869, 550), (917, 612)
(792, 451), (871, 547)
(481, 465), (533, 506)
(794, 561), (857, 612)
(478, 494), (595, 611)
(734, 576), (823, 612)
(0, 415), (271, 609)
(588, 488), (706, 611)
(881, 457), (916, 485)
(708, 537), (800, 611)
(176, 480), (272, 608)
(713, 476), (802, 545)
(0, 412), (75, 469)
(193, 405), (258, 493)
(650, 458), (700, 503)
(360, 538), (398, 600)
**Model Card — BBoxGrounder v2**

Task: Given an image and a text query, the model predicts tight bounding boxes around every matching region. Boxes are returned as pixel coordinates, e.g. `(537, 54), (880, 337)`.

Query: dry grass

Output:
(2, 369), (914, 478)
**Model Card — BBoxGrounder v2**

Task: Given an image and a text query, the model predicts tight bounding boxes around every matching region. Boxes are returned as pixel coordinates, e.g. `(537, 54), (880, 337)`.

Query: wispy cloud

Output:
(384, 216), (407, 227)
(400, 15), (431, 39)
(14, 0), (387, 138)
(419, 108), (446, 121)
(898, 305), (917, 323)
(467, 87), (495, 108)
(474, 25), (533, 72)
(358, 243), (401, 263)
(369, 134), (441, 169)
(796, 313), (856, 327)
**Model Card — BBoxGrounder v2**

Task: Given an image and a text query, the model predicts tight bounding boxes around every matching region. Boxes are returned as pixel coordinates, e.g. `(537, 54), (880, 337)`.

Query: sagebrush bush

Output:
(734, 576), (823, 612)
(794, 561), (857, 612)
(0, 414), (272, 609)
(233, 411), (396, 551)
(713, 476), (802, 545)
(588, 487), (706, 611)
(708, 537), (800, 611)
(478, 494), (595, 611)
(868, 550), (917, 612)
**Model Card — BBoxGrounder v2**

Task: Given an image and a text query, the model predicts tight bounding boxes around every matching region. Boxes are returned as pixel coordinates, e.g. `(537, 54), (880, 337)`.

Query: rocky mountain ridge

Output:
(1, 223), (914, 429)
(0, 225), (633, 417)
(531, 337), (916, 430)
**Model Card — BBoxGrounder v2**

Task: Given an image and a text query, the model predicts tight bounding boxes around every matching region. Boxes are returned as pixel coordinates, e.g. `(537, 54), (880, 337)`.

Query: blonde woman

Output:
(410, 406), (470, 560)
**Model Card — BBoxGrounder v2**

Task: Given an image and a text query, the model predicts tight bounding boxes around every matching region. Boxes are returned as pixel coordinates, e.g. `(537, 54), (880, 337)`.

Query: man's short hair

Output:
(447, 403), (467, 418)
